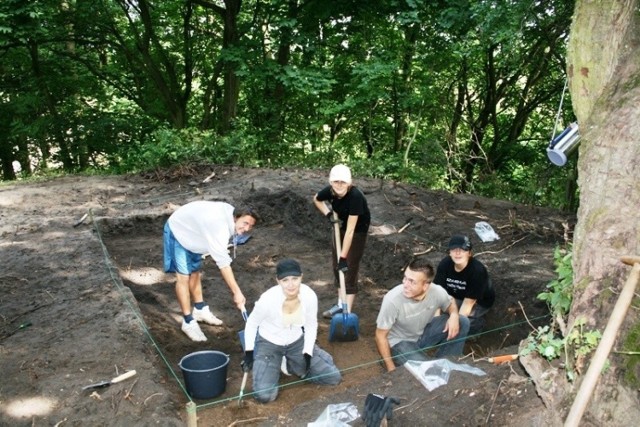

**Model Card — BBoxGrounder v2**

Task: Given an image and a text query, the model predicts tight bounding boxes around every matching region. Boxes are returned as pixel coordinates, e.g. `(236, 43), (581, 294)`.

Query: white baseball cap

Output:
(329, 164), (352, 184)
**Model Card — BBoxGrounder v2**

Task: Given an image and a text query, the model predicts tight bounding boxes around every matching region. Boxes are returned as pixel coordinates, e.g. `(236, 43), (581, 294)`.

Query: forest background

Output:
(2, 1), (640, 425)
(1, 0), (577, 211)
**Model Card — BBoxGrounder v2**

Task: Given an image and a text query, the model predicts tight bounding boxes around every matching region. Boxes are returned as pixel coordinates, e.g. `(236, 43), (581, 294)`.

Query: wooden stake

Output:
(564, 259), (640, 427)
(186, 401), (197, 427)
(621, 255), (640, 266)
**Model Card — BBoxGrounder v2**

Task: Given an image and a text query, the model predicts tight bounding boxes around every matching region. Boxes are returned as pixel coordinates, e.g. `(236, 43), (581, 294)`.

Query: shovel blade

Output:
(328, 312), (359, 342)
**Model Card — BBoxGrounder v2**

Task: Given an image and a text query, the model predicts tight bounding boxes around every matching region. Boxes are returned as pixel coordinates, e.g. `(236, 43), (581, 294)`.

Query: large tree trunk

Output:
(562, 0), (640, 424)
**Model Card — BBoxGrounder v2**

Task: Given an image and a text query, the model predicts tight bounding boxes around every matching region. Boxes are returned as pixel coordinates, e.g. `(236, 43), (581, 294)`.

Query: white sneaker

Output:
(192, 306), (224, 326)
(181, 319), (207, 342)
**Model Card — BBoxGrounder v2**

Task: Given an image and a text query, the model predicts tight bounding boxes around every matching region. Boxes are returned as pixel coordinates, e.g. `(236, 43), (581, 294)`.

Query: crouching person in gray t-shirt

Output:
(375, 258), (470, 372)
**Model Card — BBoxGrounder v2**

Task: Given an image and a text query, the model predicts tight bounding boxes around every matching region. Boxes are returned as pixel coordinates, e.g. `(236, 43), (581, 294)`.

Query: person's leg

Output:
(417, 315), (470, 357)
(252, 335), (284, 403)
(175, 273), (192, 315)
(390, 340), (430, 366)
(344, 232), (367, 312)
(191, 270), (224, 325)
(282, 336), (305, 377)
(286, 338), (341, 385)
(165, 223), (206, 341)
(176, 255), (201, 317)
(189, 271), (203, 303)
(467, 304), (489, 336)
(165, 223), (197, 315)
(308, 345), (342, 385)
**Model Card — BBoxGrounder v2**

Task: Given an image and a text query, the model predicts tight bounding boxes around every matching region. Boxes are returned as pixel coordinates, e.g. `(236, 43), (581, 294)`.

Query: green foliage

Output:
(538, 246), (574, 317)
(522, 325), (565, 360)
(115, 127), (265, 173)
(565, 318), (601, 382)
(0, 0), (579, 213)
(521, 246), (602, 381)
(621, 322), (640, 386)
(117, 128), (217, 173)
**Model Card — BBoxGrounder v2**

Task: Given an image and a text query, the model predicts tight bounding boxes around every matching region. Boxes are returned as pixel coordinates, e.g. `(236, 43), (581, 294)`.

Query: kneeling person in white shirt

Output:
(241, 258), (341, 403)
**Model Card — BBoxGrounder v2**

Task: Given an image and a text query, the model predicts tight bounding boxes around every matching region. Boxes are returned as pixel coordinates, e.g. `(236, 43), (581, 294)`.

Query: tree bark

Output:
(564, 0), (640, 423)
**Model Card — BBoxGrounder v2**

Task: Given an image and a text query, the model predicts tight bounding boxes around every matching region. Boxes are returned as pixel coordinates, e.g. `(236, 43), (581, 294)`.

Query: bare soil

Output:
(0, 165), (576, 426)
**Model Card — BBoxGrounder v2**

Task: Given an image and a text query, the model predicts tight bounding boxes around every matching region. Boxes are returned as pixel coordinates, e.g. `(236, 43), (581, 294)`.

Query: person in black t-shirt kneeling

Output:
(434, 235), (495, 336)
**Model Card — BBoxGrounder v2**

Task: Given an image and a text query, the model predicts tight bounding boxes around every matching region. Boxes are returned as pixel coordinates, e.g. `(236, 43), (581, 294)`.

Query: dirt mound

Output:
(0, 166), (574, 425)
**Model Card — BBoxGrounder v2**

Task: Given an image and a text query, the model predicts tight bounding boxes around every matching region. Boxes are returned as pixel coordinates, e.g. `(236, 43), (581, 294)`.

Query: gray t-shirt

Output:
(376, 283), (452, 347)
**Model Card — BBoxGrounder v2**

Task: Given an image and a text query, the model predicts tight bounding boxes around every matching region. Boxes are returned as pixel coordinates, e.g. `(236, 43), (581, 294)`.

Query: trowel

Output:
(82, 370), (137, 391)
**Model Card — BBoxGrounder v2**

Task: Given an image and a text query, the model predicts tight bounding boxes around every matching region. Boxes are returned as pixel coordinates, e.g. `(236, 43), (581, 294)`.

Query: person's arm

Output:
(302, 287), (319, 356)
(442, 300), (461, 340)
(375, 328), (396, 372)
(340, 215), (358, 258)
(244, 294), (269, 352)
(219, 265), (246, 310)
(459, 298), (476, 316)
(313, 194), (332, 216)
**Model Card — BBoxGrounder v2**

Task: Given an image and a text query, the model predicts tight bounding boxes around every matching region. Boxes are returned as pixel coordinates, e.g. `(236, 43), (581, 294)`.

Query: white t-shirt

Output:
(376, 283), (452, 347)
(167, 201), (235, 269)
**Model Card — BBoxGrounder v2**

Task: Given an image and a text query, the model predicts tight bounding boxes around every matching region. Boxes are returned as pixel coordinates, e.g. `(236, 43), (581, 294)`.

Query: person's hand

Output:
(443, 313), (460, 340)
(241, 351), (254, 372)
(362, 393), (400, 427)
(326, 211), (340, 223)
(233, 291), (246, 310)
(300, 353), (312, 379)
(337, 257), (349, 273)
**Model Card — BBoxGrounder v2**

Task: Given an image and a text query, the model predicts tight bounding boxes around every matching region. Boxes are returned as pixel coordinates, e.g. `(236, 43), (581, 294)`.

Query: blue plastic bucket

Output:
(179, 350), (229, 399)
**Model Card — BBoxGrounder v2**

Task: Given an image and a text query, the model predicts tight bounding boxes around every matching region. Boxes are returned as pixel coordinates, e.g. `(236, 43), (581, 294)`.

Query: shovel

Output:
(238, 307), (249, 406)
(238, 306), (248, 351)
(328, 213), (360, 342)
(82, 370), (137, 391)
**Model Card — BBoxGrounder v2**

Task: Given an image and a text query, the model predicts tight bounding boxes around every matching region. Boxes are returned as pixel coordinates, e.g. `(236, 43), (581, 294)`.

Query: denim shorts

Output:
(163, 222), (202, 274)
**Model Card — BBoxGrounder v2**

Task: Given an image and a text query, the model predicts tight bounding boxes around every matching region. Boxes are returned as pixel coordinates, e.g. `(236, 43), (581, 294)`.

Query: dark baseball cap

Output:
(448, 235), (472, 251)
(276, 258), (302, 279)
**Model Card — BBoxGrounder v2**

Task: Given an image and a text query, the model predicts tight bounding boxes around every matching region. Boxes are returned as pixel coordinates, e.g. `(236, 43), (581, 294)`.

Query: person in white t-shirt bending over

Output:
(163, 201), (259, 342)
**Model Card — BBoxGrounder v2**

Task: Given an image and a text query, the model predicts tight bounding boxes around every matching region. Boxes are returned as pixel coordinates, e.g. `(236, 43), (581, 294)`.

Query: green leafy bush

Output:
(537, 246), (574, 317)
(521, 246), (602, 381)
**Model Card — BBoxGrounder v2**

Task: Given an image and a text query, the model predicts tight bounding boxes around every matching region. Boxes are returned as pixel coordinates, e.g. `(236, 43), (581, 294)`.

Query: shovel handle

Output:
(240, 371), (248, 390)
(333, 216), (349, 313)
(111, 370), (137, 384)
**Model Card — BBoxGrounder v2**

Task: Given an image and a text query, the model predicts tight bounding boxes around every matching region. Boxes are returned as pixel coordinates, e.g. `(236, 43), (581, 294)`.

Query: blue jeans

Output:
(390, 314), (470, 366)
(454, 298), (491, 336)
(252, 334), (341, 403)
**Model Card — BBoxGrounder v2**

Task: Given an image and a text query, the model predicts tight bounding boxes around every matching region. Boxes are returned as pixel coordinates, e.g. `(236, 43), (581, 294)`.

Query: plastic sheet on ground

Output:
(474, 221), (500, 242)
(404, 359), (486, 391)
(307, 402), (360, 427)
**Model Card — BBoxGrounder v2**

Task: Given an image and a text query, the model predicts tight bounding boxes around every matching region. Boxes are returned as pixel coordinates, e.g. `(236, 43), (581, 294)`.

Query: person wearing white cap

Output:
(313, 164), (371, 318)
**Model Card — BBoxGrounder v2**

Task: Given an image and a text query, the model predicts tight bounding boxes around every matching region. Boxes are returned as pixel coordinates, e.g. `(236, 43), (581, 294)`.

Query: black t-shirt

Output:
(316, 185), (370, 233)
(434, 256), (495, 308)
